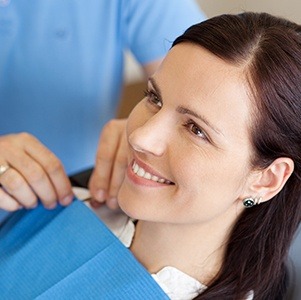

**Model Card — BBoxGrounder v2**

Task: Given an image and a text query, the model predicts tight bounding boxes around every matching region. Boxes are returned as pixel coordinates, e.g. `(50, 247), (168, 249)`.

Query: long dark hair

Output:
(173, 12), (301, 299)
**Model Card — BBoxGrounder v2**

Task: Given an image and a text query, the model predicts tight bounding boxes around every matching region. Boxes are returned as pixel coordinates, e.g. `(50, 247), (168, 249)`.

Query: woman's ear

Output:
(248, 157), (294, 203)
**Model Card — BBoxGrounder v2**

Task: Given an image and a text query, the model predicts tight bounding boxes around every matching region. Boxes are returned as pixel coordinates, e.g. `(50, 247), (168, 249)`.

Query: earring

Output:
(243, 197), (256, 208)
(242, 197), (262, 208)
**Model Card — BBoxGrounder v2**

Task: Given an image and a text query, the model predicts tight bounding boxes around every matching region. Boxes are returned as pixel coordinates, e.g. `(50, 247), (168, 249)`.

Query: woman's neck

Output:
(130, 219), (235, 285)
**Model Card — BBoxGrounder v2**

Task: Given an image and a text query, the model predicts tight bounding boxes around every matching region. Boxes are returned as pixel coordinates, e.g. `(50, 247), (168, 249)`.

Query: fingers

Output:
(0, 166), (38, 209)
(0, 133), (73, 211)
(89, 119), (128, 209)
(0, 187), (22, 211)
(89, 120), (123, 202)
(23, 135), (73, 206)
(106, 129), (128, 209)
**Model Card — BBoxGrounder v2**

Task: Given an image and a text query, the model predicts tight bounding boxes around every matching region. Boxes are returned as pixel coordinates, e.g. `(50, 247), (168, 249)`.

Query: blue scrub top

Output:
(0, 0), (205, 174)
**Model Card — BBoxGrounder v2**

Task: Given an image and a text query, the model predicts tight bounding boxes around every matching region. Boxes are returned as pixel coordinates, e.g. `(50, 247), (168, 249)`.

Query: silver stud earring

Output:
(243, 197), (256, 208)
(243, 197), (262, 208)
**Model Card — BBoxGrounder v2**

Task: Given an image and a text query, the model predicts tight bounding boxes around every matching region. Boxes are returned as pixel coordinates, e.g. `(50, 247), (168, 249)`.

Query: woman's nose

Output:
(128, 115), (169, 157)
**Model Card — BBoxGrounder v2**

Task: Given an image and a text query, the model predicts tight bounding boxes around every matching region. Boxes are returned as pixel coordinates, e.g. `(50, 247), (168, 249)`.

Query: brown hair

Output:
(173, 12), (301, 299)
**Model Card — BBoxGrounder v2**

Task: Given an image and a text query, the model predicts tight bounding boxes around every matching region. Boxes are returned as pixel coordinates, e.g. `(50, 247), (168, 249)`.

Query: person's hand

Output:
(0, 133), (74, 211)
(89, 119), (128, 210)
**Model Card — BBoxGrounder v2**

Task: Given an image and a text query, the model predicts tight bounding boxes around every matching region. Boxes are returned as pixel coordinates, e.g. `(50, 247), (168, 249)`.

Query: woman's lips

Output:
(127, 159), (175, 187)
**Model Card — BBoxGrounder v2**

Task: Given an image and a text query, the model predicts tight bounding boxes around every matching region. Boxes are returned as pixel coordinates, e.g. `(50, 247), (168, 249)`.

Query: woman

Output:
(1, 12), (301, 300)
(113, 12), (301, 299)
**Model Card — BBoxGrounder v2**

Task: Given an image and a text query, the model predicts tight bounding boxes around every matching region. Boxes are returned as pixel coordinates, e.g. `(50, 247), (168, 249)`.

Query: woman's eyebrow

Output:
(176, 106), (224, 136)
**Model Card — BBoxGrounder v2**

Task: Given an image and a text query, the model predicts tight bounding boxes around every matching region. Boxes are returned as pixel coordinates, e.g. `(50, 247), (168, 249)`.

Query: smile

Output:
(131, 161), (174, 185)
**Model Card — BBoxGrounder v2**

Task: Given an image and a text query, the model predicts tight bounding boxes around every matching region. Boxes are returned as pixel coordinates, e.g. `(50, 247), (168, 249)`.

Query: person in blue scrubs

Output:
(0, 0), (205, 216)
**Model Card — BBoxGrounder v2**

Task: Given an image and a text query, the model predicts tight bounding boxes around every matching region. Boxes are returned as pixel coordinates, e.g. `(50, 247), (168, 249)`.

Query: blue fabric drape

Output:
(0, 200), (168, 299)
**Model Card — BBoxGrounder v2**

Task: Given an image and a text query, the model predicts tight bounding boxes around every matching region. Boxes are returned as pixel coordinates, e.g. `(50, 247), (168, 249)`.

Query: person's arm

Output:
(0, 133), (73, 211)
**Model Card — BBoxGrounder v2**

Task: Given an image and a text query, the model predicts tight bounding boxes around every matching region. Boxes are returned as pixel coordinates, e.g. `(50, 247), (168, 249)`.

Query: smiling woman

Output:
(121, 44), (254, 226)
(2, 11), (301, 300)
(116, 12), (301, 300)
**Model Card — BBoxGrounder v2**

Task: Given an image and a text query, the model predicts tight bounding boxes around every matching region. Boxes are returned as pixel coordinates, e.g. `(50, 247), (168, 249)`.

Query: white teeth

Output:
(137, 168), (145, 177)
(132, 161), (171, 184)
(144, 172), (152, 180)
(151, 175), (159, 181)
(133, 163), (139, 174)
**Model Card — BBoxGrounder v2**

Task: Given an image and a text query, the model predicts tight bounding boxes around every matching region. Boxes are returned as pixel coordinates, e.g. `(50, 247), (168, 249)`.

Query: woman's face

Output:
(118, 43), (257, 226)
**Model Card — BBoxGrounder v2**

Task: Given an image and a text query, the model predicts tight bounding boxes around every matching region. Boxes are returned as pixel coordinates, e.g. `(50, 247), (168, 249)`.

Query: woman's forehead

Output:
(157, 44), (248, 93)
(155, 44), (251, 109)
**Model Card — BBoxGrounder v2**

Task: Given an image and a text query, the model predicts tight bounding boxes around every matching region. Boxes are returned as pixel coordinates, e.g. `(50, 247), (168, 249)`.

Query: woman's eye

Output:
(144, 89), (162, 108)
(184, 121), (208, 140)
